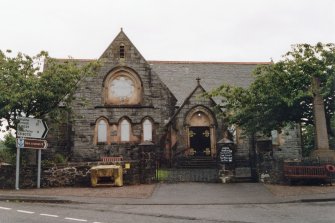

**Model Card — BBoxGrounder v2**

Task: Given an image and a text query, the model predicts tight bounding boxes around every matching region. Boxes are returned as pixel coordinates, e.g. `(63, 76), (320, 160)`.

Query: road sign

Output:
(17, 117), (49, 139)
(16, 138), (48, 150)
(17, 138), (25, 148)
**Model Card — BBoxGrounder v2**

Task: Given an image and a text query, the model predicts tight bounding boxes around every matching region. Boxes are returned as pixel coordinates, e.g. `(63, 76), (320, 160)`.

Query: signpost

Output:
(15, 117), (48, 190)
(17, 117), (48, 139)
(15, 138), (23, 190)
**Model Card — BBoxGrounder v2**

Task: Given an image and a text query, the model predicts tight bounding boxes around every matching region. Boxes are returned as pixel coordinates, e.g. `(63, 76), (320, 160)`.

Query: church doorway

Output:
(185, 106), (217, 157)
(189, 126), (211, 156)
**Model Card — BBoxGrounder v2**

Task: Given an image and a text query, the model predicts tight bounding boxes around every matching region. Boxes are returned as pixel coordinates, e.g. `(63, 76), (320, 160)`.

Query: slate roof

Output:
(148, 61), (270, 106)
(52, 59), (270, 106)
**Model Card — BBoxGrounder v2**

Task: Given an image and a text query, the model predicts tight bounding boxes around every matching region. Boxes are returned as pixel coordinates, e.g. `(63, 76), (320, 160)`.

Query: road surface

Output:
(0, 200), (334, 223)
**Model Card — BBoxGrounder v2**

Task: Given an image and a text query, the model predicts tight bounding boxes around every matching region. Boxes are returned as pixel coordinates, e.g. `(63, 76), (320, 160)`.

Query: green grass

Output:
(156, 169), (171, 181)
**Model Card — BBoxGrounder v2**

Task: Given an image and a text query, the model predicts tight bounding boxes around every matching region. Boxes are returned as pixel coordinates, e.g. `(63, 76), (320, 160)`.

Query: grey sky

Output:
(0, 0), (335, 139)
(1, 0), (334, 62)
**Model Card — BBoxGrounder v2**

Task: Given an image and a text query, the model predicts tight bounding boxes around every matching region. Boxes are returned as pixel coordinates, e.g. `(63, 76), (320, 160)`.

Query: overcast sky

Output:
(0, 0), (334, 139)
(1, 0), (334, 62)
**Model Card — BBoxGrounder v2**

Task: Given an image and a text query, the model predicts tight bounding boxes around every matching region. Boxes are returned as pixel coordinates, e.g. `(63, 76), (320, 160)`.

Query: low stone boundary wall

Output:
(0, 160), (154, 189)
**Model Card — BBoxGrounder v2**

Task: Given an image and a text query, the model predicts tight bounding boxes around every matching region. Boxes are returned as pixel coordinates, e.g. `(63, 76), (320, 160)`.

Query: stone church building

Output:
(49, 30), (302, 181)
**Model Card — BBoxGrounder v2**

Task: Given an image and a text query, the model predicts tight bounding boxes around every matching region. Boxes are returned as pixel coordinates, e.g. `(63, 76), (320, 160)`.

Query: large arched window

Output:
(104, 68), (142, 105)
(97, 119), (108, 144)
(143, 119), (153, 142)
(120, 119), (131, 142)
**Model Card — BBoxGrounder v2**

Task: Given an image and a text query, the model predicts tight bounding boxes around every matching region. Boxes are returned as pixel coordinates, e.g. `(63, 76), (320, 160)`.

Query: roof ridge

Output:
(53, 59), (271, 65)
(148, 60), (271, 65)
(53, 58), (96, 62)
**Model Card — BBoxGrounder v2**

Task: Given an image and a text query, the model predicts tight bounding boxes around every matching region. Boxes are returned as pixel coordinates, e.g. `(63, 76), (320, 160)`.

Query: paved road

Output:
(0, 201), (200, 223)
(1, 200), (335, 223)
(1, 183), (335, 223)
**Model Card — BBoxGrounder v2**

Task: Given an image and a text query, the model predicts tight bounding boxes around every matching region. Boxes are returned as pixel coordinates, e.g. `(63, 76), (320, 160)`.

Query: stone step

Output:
(175, 157), (217, 169)
(157, 168), (219, 183)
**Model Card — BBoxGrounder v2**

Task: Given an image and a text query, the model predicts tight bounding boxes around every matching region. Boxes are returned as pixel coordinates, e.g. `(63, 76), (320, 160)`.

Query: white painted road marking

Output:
(40, 213), (59, 218)
(0, 205), (101, 222)
(0, 206), (12, 210)
(17, 210), (35, 214)
(64, 217), (88, 222)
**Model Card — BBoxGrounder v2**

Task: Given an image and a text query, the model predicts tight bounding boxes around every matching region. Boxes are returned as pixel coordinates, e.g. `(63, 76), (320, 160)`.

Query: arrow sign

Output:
(16, 138), (48, 150)
(17, 117), (49, 139)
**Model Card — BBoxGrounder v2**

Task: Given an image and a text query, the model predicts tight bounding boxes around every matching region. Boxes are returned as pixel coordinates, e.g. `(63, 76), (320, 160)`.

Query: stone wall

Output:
(256, 125), (302, 183)
(0, 159), (156, 189)
(273, 125), (302, 160)
(48, 31), (176, 162)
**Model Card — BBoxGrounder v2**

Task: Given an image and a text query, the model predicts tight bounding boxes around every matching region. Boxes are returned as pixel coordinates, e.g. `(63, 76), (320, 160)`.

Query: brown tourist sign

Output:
(16, 138), (48, 150)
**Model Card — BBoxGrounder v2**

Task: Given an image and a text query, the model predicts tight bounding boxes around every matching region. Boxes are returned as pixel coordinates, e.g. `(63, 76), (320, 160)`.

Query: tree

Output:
(0, 50), (99, 132)
(0, 133), (16, 164)
(208, 43), (335, 142)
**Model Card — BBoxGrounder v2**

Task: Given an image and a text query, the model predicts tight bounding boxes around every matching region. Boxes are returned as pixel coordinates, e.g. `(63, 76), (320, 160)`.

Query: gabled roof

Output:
(165, 79), (218, 126)
(148, 61), (270, 106)
(99, 29), (147, 63)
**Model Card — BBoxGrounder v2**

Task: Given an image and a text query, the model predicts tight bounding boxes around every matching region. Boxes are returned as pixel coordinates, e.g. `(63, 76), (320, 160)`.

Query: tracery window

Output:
(110, 76), (135, 102)
(143, 119), (153, 141)
(104, 68), (142, 105)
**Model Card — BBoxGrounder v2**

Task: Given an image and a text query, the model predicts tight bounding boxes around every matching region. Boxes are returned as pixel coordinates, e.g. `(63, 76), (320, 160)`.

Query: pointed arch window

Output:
(143, 119), (153, 141)
(97, 119), (108, 143)
(120, 119), (130, 142)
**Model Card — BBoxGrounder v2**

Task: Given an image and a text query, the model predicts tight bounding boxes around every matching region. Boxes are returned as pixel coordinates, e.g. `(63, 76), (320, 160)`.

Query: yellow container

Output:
(90, 165), (123, 187)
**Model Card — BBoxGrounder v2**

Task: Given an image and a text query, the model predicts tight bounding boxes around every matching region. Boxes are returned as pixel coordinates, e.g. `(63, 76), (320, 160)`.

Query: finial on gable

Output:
(196, 77), (201, 86)
(121, 27), (123, 32)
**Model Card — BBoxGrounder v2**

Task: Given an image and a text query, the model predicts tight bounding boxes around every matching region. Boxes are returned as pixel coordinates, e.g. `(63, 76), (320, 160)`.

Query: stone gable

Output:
(68, 31), (176, 161)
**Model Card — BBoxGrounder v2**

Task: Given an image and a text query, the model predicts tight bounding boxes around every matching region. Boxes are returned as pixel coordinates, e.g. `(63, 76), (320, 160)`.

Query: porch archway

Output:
(184, 106), (217, 157)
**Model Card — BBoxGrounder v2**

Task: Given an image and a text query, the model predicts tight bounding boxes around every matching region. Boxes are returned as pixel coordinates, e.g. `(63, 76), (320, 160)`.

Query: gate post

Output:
(139, 141), (157, 184)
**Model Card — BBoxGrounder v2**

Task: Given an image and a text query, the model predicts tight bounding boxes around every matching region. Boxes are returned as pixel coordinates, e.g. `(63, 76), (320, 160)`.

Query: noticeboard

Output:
(218, 146), (233, 164)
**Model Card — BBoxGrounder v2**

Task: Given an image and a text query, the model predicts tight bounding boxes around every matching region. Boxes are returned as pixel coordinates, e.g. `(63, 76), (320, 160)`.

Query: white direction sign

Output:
(17, 117), (49, 139)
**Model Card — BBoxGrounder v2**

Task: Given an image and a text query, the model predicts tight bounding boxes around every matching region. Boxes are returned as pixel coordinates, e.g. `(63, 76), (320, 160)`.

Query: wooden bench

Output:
(283, 164), (332, 185)
(101, 156), (123, 163)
